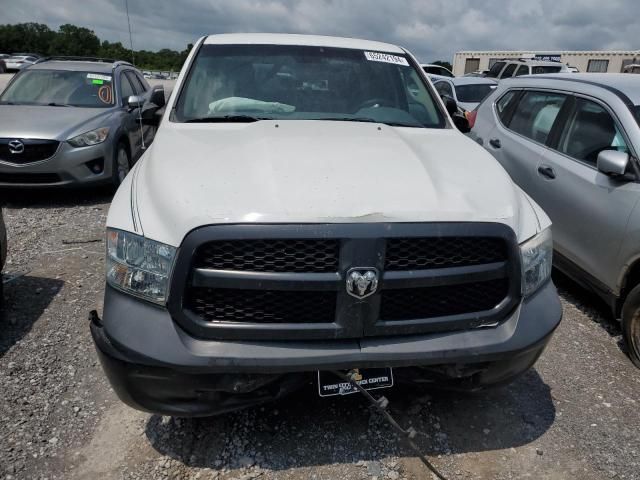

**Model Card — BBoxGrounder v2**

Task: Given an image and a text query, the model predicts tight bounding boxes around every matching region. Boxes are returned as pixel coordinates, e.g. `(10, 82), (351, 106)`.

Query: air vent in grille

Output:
(0, 172), (61, 184)
(0, 139), (59, 164)
(385, 237), (507, 271)
(194, 239), (340, 273)
(187, 288), (337, 323)
(380, 279), (509, 321)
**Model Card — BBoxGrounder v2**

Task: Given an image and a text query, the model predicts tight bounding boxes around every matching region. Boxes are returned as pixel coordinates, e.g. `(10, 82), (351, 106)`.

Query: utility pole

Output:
(125, 0), (135, 65)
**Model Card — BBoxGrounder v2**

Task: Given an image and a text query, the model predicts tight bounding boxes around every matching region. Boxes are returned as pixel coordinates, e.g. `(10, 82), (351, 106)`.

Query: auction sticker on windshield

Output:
(364, 51), (409, 66)
(87, 73), (112, 82)
(318, 368), (394, 397)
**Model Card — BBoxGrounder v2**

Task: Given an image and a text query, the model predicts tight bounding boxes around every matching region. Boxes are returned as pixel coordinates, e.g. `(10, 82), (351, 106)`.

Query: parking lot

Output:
(0, 73), (639, 480)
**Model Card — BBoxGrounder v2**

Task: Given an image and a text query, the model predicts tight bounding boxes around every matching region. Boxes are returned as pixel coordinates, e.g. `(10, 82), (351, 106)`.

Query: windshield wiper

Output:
(316, 117), (378, 123)
(317, 117), (422, 128)
(184, 115), (265, 123)
(47, 102), (72, 107)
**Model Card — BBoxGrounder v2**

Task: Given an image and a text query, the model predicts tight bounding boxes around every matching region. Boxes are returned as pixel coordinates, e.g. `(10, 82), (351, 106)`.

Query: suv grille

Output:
(0, 139), (60, 164)
(174, 224), (519, 340)
(194, 239), (340, 273)
(385, 237), (507, 270)
(380, 279), (509, 321)
(187, 288), (336, 323)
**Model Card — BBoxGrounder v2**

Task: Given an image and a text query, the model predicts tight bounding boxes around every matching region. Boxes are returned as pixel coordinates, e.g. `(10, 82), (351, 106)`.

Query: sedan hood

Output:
(130, 120), (539, 246)
(0, 105), (112, 140)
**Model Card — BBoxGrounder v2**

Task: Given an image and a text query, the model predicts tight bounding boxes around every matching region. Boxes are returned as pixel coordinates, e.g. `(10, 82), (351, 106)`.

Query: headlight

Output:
(68, 127), (110, 147)
(106, 228), (176, 304)
(520, 228), (553, 296)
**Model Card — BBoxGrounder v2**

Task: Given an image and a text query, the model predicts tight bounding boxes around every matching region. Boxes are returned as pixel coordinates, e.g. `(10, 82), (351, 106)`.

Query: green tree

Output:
(49, 24), (100, 56)
(0, 23), (55, 54)
(0, 22), (188, 71)
(99, 40), (133, 62)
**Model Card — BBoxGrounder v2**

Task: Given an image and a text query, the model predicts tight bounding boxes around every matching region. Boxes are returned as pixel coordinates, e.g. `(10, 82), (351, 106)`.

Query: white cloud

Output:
(2, 0), (638, 62)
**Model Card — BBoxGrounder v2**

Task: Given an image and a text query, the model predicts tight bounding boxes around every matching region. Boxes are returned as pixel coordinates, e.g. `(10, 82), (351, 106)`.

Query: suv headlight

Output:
(68, 127), (110, 147)
(106, 228), (176, 304)
(520, 228), (553, 296)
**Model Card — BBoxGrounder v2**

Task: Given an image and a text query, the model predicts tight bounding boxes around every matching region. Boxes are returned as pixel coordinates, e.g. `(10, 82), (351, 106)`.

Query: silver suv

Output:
(0, 57), (165, 187)
(485, 59), (569, 80)
(470, 73), (640, 366)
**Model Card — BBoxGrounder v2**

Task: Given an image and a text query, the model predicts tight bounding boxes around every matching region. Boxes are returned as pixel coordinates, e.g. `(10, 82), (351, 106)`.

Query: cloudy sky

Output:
(2, 0), (638, 62)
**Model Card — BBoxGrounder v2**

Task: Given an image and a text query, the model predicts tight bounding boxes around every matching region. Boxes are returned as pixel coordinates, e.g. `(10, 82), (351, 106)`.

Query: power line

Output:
(124, 0), (135, 65)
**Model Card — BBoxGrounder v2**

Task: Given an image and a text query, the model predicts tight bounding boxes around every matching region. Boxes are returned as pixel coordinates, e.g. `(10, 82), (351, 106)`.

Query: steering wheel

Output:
(355, 98), (394, 110)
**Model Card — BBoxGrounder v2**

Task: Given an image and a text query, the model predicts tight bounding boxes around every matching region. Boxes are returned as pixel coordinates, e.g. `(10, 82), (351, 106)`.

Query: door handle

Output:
(489, 138), (501, 149)
(538, 165), (556, 180)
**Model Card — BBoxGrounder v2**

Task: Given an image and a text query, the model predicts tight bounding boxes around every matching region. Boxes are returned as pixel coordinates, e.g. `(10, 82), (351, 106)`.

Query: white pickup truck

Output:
(90, 34), (562, 416)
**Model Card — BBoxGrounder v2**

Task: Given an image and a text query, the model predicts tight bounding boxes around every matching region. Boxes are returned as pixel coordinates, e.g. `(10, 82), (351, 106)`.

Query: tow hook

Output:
(88, 310), (102, 327)
(336, 369), (448, 480)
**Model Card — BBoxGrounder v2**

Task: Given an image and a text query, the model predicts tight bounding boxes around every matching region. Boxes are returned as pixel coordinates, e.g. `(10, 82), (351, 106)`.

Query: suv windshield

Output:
(173, 44), (446, 128)
(0, 69), (115, 108)
(455, 84), (497, 103)
(532, 65), (562, 74)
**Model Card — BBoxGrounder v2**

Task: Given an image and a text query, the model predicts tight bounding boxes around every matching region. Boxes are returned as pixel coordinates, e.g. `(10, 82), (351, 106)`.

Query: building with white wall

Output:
(452, 50), (640, 76)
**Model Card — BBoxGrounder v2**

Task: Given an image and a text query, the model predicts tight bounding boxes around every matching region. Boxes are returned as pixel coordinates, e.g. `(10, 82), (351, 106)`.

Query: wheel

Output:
(622, 284), (640, 368)
(112, 142), (131, 187)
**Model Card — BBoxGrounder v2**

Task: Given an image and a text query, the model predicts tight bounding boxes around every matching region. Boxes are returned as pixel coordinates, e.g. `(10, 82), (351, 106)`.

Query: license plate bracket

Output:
(317, 368), (394, 397)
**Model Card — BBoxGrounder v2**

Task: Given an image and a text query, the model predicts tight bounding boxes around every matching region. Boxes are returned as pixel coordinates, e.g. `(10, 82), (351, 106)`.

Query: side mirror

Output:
(442, 95), (458, 116)
(597, 150), (629, 176)
(140, 102), (162, 127)
(452, 115), (471, 133)
(149, 86), (165, 109)
(127, 95), (144, 109)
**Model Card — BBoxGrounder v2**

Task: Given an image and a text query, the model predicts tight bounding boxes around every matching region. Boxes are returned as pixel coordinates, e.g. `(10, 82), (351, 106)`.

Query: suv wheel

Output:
(622, 284), (640, 368)
(113, 142), (131, 187)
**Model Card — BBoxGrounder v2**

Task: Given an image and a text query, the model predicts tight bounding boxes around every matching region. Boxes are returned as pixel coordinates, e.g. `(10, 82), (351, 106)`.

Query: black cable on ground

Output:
(334, 370), (448, 480)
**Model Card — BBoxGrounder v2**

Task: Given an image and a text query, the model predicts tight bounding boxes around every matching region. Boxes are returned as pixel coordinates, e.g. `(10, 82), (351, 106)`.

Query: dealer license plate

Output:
(317, 368), (394, 397)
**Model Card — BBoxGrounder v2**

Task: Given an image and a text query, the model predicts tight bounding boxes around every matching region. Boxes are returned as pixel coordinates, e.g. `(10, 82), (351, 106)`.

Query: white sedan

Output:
(5, 55), (38, 71)
(432, 76), (498, 112)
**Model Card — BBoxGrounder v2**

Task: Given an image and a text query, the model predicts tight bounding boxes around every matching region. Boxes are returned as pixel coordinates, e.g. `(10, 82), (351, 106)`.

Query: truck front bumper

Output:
(91, 283), (562, 416)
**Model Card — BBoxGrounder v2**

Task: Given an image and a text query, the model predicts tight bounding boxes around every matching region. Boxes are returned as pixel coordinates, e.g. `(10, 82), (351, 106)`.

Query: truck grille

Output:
(188, 288), (336, 323)
(195, 239), (339, 273)
(0, 139), (60, 164)
(380, 279), (510, 321)
(385, 237), (507, 270)
(171, 224), (520, 341)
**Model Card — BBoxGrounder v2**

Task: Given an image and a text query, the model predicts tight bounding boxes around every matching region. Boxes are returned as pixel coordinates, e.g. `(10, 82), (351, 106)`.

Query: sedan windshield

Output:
(173, 44), (446, 128)
(455, 84), (497, 103)
(0, 69), (115, 108)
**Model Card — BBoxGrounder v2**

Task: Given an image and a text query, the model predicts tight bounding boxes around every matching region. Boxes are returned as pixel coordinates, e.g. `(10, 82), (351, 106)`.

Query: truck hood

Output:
(0, 105), (113, 140)
(127, 120), (541, 246)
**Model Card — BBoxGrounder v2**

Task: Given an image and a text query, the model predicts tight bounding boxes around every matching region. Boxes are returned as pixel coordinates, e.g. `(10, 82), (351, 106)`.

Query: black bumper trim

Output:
(93, 281), (561, 375)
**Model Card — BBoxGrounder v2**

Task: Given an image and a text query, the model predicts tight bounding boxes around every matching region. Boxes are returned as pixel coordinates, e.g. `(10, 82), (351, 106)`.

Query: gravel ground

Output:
(0, 190), (639, 480)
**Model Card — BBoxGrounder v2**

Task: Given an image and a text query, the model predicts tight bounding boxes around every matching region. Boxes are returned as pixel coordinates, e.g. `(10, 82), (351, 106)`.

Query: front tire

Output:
(622, 284), (640, 368)
(112, 142), (131, 187)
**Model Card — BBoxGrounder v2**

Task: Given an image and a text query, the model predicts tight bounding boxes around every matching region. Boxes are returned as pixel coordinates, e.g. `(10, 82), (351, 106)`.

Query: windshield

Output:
(455, 84), (497, 103)
(173, 44), (446, 128)
(0, 69), (115, 108)
(532, 65), (562, 74)
(423, 66), (453, 77)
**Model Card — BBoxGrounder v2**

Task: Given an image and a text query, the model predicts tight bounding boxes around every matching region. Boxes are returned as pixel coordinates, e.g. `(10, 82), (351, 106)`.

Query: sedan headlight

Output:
(520, 228), (553, 296)
(106, 228), (176, 304)
(68, 127), (110, 147)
